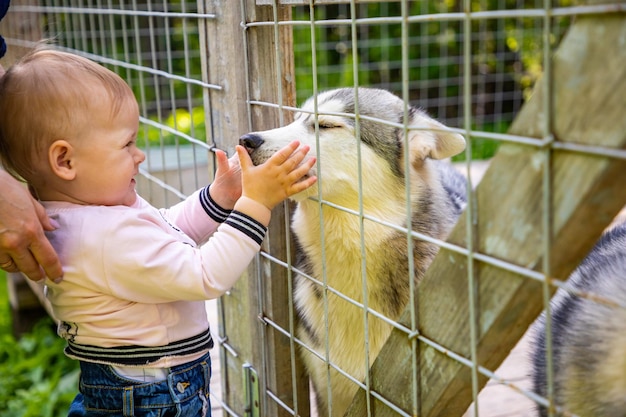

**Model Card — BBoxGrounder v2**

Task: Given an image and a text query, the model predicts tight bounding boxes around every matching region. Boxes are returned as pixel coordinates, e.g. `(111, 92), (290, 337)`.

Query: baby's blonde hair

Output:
(0, 46), (135, 183)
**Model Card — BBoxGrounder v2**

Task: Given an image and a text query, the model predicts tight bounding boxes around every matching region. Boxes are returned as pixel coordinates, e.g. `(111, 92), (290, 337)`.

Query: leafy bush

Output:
(0, 275), (79, 417)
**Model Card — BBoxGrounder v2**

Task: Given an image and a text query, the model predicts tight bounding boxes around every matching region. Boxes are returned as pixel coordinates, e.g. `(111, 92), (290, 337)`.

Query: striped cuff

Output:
(65, 328), (214, 366)
(224, 211), (267, 245)
(199, 186), (232, 223)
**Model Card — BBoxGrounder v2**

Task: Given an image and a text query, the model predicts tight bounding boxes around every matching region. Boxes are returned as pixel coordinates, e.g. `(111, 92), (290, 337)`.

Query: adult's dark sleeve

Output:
(0, 0), (10, 59)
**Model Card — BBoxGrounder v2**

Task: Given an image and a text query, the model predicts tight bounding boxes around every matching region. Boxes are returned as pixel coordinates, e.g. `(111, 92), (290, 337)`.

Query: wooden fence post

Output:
(201, 1), (308, 415)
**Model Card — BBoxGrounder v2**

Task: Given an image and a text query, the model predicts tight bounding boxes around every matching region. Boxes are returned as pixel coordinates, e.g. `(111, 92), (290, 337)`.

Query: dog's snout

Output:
(239, 134), (264, 153)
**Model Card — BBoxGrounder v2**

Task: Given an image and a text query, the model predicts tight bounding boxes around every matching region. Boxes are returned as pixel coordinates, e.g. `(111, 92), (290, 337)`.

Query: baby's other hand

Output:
(236, 141), (317, 210)
(209, 149), (242, 210)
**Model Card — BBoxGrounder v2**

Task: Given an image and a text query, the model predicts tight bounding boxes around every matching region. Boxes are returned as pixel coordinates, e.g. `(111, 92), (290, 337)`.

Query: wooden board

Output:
(203, 1), (309, 415)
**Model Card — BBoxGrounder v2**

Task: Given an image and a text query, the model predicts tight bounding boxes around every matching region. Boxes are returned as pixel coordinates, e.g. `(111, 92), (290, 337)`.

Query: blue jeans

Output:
(68, 352), (212, 417)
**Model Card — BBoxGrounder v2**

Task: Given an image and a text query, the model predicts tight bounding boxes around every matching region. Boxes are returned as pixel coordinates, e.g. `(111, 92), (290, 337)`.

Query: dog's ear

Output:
(408, 110), (466, 160)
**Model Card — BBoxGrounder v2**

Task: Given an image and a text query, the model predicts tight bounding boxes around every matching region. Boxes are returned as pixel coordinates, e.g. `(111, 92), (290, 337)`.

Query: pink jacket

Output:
(43, 187), (266, 367)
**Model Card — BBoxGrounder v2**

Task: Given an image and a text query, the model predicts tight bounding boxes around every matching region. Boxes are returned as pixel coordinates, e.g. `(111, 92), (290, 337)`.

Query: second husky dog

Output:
(240, 88), (467, 416)
(531, 221), (626, 417)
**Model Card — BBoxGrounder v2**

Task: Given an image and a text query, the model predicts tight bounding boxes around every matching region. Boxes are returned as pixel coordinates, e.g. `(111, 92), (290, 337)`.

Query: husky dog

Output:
(239, 88), (467, 416)
(531, 221), (626, 417)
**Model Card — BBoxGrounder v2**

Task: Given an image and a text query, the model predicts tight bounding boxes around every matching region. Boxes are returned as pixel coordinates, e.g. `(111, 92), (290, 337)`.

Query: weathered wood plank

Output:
(345, 13), (626, 417)
(203, 1), (308, 415)
(6, 273), (50, 336)
(247, 6), (312, 411)
(7, 273), (47, 311)
(204, 3), (256, 413)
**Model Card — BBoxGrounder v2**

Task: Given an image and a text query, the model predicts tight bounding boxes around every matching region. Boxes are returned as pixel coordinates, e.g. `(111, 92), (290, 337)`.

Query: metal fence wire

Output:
(2, 1), (625, 416)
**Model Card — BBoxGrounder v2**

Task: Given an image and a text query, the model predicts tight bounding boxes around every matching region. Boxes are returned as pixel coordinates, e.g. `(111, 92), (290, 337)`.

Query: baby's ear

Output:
(408, 109), (466, 161)
(48, 140), (76, 180)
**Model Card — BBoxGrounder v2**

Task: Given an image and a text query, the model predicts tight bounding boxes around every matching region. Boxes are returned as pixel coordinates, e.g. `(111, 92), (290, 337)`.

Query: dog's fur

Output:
(240, 88), (467, 416)
(531, 221), (626, 417)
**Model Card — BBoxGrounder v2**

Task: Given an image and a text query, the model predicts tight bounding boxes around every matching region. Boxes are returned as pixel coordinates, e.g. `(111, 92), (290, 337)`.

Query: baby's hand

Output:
(236, 141), (317, 210)
(209, 149), (242, 210)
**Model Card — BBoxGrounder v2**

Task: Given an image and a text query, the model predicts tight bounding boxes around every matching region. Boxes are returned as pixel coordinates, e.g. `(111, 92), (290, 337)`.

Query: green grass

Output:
(0, 271), (79, 417)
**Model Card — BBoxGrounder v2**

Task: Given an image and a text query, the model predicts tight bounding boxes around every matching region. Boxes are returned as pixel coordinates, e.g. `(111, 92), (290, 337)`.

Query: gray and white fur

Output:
(531, 221), (626, 417)
(240, 88), (467, 416)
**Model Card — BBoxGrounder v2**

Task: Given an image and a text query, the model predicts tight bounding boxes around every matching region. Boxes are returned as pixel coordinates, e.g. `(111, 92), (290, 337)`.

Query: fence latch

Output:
(242, 363), (260, 416)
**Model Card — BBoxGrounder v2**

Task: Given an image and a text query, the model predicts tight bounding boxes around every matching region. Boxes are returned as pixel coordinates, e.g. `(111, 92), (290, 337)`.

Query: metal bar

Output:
(462, 0), (480, 414)
(11, 4), (217, 19)
(245, 4), (625, 27)
(541, 1), (556, 415)
(398, 0), (420, 414)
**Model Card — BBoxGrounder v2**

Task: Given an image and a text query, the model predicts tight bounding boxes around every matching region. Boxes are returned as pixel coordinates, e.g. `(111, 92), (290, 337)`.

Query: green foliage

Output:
(0, 275), (79, 417)
(138, 107), (207, 148)
(454, 137), (501, 163)
(292, 1), (570, 102)
(291, 1), (572, 161)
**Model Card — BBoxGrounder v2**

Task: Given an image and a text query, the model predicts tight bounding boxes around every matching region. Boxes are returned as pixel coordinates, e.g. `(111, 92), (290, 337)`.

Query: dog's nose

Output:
(239, 134), (264, 153)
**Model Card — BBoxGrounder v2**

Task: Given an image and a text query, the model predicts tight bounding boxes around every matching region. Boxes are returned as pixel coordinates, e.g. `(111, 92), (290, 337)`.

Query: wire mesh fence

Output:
(2, 1), (625, 416)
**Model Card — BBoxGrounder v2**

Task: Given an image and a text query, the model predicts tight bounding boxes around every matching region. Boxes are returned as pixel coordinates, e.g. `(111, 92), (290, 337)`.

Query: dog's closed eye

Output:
(314, 117), (343, 130)
(317, 122), (340, 129)
(303, 113), (344, 131)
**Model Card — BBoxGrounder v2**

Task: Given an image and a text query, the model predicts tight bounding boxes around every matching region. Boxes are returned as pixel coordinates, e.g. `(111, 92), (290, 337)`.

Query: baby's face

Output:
(69, 94), (145, 206)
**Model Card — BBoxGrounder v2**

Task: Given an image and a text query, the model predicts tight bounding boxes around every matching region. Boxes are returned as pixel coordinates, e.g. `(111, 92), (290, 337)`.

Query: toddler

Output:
(0, 47), (316, 416)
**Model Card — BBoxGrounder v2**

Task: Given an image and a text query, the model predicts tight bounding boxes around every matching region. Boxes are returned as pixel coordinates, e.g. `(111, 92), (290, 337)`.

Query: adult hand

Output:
(0, 171), (63, 282)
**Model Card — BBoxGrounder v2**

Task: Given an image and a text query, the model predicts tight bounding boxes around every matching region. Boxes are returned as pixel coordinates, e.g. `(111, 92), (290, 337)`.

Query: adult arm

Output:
(0, 171), (63, 282)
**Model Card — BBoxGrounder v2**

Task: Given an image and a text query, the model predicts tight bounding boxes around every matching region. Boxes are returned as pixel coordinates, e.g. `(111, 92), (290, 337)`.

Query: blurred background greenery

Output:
(0, 271), (79, 417)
